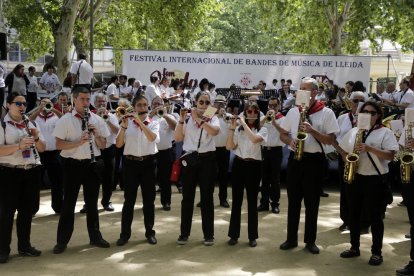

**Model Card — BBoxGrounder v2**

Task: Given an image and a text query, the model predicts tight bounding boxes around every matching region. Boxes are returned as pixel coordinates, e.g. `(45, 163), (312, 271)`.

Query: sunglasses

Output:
(360, 110), (377, 116)
(352, 99), (365, 103)
(246, 109), (259, 115)
(198, 100), (210, 106)
(12, 101), (27, 107)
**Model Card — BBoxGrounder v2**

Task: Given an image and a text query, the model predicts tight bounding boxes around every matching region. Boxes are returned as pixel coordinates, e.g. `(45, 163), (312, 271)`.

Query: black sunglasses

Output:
(12, 101), (27, 107)
(198, 100), (211, 106)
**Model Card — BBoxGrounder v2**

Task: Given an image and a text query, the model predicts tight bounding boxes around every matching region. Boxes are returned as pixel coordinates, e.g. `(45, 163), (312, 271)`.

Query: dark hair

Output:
(345, 81), (354, 86)
(208, 82), (215, 90)
(6, 92), (23, 104)
(63, 74), (72, 87)
(401, 78), (410, 86)
(110, 75), (118, 83)
(79, 53), (87, 60)
(72, 86), (90, 98)
(161, 77), (169, 83)
(352, 81), (365, 92)
(359, 101), (383, 125)
(127, 78), (136, 86)
(28, 66), (36, 72)
(57, 92), (68, 99)
(272, 79), (278, 83)
(195, 91), (210, 102)
(287, 79), (292, 84)
(45, 64), (55, 71)
(268, 96), (280, 105)
(119, 74), (127, 81)
(12, 64), (24, 75)
(259, 80), (266, 88)
(199, 78), (209, 90)
(150, 75), (159, 83)
(240, 102), (261, 131)
(281, 79), (285, 82)
(339, 87), (346, 93)
(132, 95), (148, 106)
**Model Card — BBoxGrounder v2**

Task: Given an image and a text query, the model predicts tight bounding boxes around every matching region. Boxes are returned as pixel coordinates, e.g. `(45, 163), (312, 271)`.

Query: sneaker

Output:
(320, 191), (329, 197)
(177, 235), (188, 245)
(163, 203), (171, 211)
(204, 238), (214, 246)
(18, 246), (41, 257)
(271, 206), (280, 214)
(396, 260), (414, 275)
(368, 254), (383, 266)
(340, 248), (360, 258)
(90, 238), (110, 248)
(406, 234), (411, 239)
(196, 202), (201, 208)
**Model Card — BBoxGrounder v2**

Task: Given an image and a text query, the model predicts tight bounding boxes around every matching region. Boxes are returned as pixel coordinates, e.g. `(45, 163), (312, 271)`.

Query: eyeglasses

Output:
(360, 110), (377, 116)
(246, 109), (259, 115)
(12, 101), (27, 107)
(352, 99), (365, 103)
(198, 100), (210, 106)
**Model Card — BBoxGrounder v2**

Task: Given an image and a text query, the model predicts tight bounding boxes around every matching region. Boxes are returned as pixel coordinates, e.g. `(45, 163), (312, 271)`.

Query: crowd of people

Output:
(1, 56), (414, 275)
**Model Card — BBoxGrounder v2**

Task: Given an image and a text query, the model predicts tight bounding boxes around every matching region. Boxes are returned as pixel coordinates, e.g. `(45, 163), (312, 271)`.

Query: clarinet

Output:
(82, 107), (97, 163)
(21, 113), (41, 165)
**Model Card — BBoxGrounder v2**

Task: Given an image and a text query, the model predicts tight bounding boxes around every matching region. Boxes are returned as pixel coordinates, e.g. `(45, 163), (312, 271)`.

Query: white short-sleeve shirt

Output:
(181, 115), (219, 153)
(104, 112), (119, 148)
(35, 113), (60, 151)
(261, 114), (285, 147)
(145, 84), (161, 105)
(281, 106), (339, 153)
(70, 60), (93, 85)
(122, 117), (160, 156)
(53, 110), (110, 159)
(336, 112), (356, 142)
(233, 126), (267, 160)
(153, 114), (176, 151)
(214, 114), (231, 148)
(39, 72), (60, 91)
(106, 83), (119, 103)
(340, 126), (398, 175)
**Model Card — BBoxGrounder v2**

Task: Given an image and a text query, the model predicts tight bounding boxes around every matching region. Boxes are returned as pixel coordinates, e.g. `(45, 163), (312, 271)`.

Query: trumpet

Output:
(293, 105), (308, 161)
(44, 102), (53, 112)
(157, 108), (164, 117)
(97, 108), (109, 122)
(116, 106), (134, 117)
(265, 112), (274, 123)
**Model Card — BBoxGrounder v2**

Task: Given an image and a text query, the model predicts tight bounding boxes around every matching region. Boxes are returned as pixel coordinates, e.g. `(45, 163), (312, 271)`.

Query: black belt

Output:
(125, 155), (152, 161)
(235, 156), (261, 162)
(197, 151), (215, 157)
(63, 157), (101, 164)
(262, 146), (282, 150)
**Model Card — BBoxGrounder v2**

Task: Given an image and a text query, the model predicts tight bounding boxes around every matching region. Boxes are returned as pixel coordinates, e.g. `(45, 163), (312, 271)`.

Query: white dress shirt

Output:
(181, 115), (220, 153)
(145, 84), (161, 105)
(153, 114), (176, 151)
(261, 114), (285, 147)
(336, 112), (356, 142)
(0, 62), (6, 88)
(70, 60), (93, 85)
(104, 112), (119, 148)
(214, 114), (231, 147)
(398, 89), (414, 109)
(27, 75), (39, 93)
(53, 110), (110, 159)
(0, 114), (44, 166)
(233, 126), (268, 160)
(35, 112), (59, 151)
(106, 83), (119, 103)
(340, 127), (398, 175)
(281, 106), (339, 153)
(122, 117), (160, 156)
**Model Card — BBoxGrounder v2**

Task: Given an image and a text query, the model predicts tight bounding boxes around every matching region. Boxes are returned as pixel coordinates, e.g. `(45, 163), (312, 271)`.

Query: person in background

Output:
(26, 66), (39, 113)
(5, 64), (29, 96)
(39, 64), (61, 93)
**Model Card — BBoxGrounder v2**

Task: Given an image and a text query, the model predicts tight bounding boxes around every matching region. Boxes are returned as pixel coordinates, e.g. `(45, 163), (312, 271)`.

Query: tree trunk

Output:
(73, 27), (90, 60)
(329, 23), (343, 55)
(409, 56), (414, 90)
(52, 0), (81, 82)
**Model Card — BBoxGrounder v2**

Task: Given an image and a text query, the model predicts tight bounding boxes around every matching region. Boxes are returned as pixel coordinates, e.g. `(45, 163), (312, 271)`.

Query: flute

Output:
(82, 107), (97, 163)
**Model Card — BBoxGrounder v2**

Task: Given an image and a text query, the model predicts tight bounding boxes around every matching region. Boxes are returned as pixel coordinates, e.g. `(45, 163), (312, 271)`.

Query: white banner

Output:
(122, 50), (371, 89)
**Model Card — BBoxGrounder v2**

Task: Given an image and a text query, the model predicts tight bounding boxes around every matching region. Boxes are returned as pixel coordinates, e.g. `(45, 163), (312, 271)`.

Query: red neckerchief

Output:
(53, 103), (61, 112)
(307, 101), (325, 115)
(275, 112), (284, 120)
(91, 109), (97, 114)
(39, 112), (55, 121)
(74, 113), (84, 120)
(8, 121), (25, 129)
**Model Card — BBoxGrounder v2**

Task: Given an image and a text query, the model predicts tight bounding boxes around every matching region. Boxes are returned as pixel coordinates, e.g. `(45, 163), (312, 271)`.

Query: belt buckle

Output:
(137, 156), (144, 161)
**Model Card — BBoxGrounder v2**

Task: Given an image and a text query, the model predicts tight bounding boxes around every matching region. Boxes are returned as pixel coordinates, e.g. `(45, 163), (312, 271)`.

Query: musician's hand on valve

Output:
(191, 108), (198, 119)
(80, 132), (89, 144)
(356, 143), (370, 153)
(88, 123), (98, 135)
(408, 138), (414, 149)
(289, 139), (297, 151)
(149, 108), (157, 118)
(19, 137), (34, 149)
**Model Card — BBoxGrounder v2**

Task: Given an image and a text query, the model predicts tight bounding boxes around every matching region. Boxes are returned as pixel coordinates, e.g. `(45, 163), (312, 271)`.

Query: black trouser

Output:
(228, 157), (261, 241)
(260, 146), (282, 207)
(347, 174), (387, 255)
(26, 92), (37, 113)
(120, 156), (156, 240)
(404, 177), (414, 260)
(156, 148), (174, 205)
(57, 158), (103, 245)
(100, 145), (115, 206)
(216, 147), (230, 202)
(0, 166), (41, 255)
(180, 152), (216, 239)
(113, 146), (124, 190)
(286, 152), (324, 244)
(39, 150), (63, 213)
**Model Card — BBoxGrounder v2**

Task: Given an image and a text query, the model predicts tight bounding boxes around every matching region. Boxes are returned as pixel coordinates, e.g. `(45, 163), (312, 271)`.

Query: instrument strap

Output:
(76, 60), (84, 84)
(399, 89), (408, 104)
(362, 125), (382, 176)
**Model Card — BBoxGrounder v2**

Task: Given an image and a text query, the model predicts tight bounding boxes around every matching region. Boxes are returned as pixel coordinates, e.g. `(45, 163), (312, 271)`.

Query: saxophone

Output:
(293, 105), (308, 161)
(400, 122), (414, 183)
(344, 129), (364, 184)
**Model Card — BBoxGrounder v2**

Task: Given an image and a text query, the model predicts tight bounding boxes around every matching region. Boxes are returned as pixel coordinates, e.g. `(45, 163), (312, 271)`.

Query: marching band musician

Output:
(115, 95), (159, 246)
(279, 77), (339, 254)
(258, 96), (285, 214)
(213, 95), (231, 208)
(149, 96), (177, 211)
(29, 98), (63, 214)
(53, 92), (71, 115)
(333, 91), (366, 232)
(0, 92), (45, 263)
(338, 101), (398, 266)
(174, 91), (220, 246)
(226, 102), (267, 247)
(52, 86), (110, 254)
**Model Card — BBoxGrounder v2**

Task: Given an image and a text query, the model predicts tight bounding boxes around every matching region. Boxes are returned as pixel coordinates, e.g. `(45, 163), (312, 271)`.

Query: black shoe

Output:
(177, 186), (182, 193)
(116, 237), (128, 246)
(406, 234), (411, 239)
(257, 204), (269, 212)
(147, 236), (157, 245)
(320, 192), (329, 197)
(340, 249), (360, 258)
(396, 260), (414, 275)
(305, 243), (319, 254)
(196, 202), (201, 208)
(0, 254), (8, 263)
(103, 203), (114, 212)
(227, 238), (238, 246)
(90, 238), (110, 248)
(156, 187), (161, 193)
(163, 203), (171, 211)
(203, 238), (214, 246)
(18, 246), (41, 257)
(80, 205), (87, 214)
(339, 223), (349, 231)
(53, 244), (67, 254)
(280, 240), (298, 250)
(220, 201), (230, 208)
(177, 235), (188, 245)
(271, 206), (280, 214)
(368, 254), (383, 266)
(249, 239), (257, 247)
(398, 201), (407, 207)
(360, 227), (369, 235)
